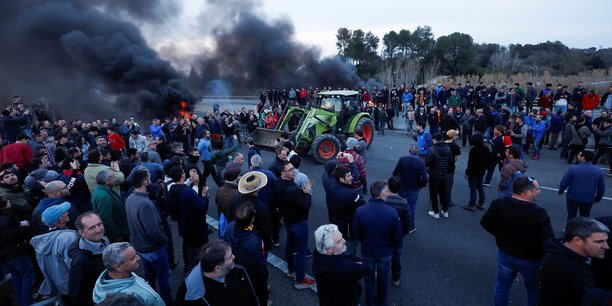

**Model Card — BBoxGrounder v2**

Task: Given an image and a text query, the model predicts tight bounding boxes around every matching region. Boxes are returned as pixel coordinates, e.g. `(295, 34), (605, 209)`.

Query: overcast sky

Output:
(144, 0), (612, 67)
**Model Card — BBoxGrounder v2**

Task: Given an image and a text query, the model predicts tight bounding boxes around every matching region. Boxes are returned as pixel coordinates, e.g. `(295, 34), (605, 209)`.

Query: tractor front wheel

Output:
(354, 117), (375, 148)
(311, 134), (341, 164)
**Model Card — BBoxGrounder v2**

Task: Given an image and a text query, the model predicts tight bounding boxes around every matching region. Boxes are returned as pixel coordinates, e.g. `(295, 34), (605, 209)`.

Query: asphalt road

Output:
(201, 125), (612, 306)
(187, 101), (612, 305)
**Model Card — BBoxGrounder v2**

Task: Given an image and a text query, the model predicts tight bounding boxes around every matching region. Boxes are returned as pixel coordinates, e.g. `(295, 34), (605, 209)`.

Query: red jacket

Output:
(0, 143), (32, 172)
(107, 133), (125, 152)
(582, 94), (600, 110)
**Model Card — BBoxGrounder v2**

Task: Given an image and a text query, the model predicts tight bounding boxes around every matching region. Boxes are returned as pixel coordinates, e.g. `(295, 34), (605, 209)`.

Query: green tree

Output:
(382, 31), (400, 60)
(434, 32), (477, 75)
(336, 27), (351, 58)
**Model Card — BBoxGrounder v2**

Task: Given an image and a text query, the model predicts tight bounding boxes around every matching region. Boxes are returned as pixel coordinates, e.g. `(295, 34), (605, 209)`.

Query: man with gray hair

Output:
(250, 154), (279, 246)
(538, 217), (610, 306)
(312, 223), (369, 306)
(92, 169), (129, 242)
(144, 138), (163, 165)
(92, 242), (164, 306)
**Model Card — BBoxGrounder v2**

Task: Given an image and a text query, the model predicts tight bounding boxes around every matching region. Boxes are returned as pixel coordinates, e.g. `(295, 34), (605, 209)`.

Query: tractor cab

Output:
(315, 91), (361, 133)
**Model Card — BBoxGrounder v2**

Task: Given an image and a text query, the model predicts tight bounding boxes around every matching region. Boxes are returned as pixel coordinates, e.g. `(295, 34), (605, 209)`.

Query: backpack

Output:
(218, 212), (228, 238)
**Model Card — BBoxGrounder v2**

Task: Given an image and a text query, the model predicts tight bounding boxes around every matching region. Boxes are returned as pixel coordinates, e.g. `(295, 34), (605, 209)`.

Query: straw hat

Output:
(238, 171), (268, 194)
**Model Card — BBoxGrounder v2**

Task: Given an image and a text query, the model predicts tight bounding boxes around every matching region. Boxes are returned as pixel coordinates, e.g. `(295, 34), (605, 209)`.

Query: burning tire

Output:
(354, 117), (374, 148)
(311, 134), (341, 164)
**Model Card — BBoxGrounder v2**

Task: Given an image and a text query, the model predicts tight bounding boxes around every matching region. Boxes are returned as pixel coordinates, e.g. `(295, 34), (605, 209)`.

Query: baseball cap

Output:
(41, 202), (71, 227)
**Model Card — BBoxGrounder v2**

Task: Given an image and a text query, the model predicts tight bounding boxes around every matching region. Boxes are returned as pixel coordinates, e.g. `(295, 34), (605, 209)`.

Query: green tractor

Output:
(249, 90), (374, 163)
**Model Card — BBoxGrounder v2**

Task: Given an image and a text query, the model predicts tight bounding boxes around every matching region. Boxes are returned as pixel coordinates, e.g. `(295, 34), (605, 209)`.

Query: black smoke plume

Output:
(193, 0), (363, 94)
(0, 0), (192, 119)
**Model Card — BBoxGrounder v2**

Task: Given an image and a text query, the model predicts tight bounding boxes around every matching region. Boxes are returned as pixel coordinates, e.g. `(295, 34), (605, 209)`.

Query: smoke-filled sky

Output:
(2, 0), (610, 119)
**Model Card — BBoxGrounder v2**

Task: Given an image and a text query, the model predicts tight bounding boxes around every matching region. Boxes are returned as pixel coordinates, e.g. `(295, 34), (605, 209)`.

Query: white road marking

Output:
(539, 186), (612, 201)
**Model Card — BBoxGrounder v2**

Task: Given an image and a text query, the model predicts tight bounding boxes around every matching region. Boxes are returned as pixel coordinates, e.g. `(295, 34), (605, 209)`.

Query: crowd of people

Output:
(0, 79), (610, 306)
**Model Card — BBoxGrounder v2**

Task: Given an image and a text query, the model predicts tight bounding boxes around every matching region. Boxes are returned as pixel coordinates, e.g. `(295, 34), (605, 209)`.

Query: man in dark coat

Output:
(312, 224), (370, 306)
(68, 212), (108, 306)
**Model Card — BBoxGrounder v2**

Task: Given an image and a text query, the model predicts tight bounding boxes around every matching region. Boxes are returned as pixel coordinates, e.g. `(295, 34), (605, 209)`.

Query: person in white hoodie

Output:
(29, 202), (79, 303)
(93, 242), (165, 306)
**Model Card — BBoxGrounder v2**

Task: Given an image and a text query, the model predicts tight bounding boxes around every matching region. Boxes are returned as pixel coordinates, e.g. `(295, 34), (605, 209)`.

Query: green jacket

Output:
(92, 185), (129, 241)
(211, 140), (239, 170)
(0, 184), (31, 220)
(84, 163), (124, 195)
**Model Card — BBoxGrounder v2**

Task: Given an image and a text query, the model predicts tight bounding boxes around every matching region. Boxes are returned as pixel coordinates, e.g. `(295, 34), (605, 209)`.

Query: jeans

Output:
(224, 136), (234, 150)
(468, 175), (485, 205)
(391, 243), (403, 282)
(494, 249), (539, 306)
(398, 190), (419, 230)
(139, 246), (173, 306)
(566, 198), (593, 222)
(533, 137), (543, 155)
(428, 177), (448, 213)
(379, 121), (386, 135)
(1, 254), (35, 306)
(286, 221), (309, 282)
(363, 255), (392, 306)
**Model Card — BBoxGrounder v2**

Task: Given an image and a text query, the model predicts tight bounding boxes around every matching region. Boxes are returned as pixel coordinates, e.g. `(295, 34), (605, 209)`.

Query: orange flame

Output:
(178, 100), (192, 120)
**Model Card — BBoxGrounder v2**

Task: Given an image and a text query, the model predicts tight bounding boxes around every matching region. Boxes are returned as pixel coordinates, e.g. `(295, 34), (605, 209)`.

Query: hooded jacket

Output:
(312, 252), (370, 306)
(92, 271), (164, 306)
(68, 237), (107, 306)
(465, 134), (492, 177)
(425, 142), (452, 178)
(538, 238), (596, 306)
(227, 193), (272, 252)
(175, 262), (259, 306)
(29, 228), (79, 295)
(24, 168), (61, 190)
(481, 197), (553, 260)
(223, 221), (265, 266)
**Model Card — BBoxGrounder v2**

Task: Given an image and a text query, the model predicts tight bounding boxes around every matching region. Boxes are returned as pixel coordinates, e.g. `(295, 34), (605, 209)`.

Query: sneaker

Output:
(287, 271), (295, 279)
(475, 204), (485, 210)
(273, 240), (280, 247)
(532, 154), (539, 160)
(306, 250), (314, 258)
(462, 205), (476, 212)
(441, 211), (449, 218)
(392, 279), (400, 287)
(428, 211), (440, 219)
(483, 183), (491, 187)
(294, 277), (316, 289)
(408, 228), (417, 234)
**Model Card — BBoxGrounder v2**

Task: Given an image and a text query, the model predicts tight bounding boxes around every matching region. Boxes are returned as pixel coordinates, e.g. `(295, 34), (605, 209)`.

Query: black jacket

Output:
(538, 238), (596, 306)
(0, 214), (31, 262)
(326, 181), (365, 240)
(166, 184), (209, 245)
(425, 143), (452, 178)
(272, 179), (311, 226)
(227, 193), (273, 252)
(68, 238), (105, 306)
(481, 196), (553, 260)
(465, 134), (492, 177)
(312, 252), (370, 306)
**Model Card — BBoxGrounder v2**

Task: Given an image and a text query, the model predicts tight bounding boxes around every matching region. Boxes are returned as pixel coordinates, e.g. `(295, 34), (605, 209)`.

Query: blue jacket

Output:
(417, 130), (432, 155)
(549, 115), (564, 133)
(559, 162), (605, 203)
(326, 181), (365, 240)
(532, 121), (546, 139)
(197, 138), (212, 162)
(392, 154), (428, 191)
(353, 199), (402, 258)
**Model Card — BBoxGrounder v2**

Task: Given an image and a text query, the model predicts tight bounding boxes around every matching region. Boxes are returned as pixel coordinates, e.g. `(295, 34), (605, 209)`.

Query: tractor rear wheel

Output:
(354, 117), (374, 148)
(311, 134), (341, 164)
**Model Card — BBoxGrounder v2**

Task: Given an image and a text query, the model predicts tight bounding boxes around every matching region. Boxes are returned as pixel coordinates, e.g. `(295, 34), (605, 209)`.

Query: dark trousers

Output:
(391, 242), (404, 282)
(428, 177), (448, 213)
(468, 174), (485, 206)
(568, 144), (586, 164)
(202, 160), (221, 187)
(462, 127), (473, 147)
(445, 172), (455, 206)
(566, 198), (593, 222)
(594, 147), (612, 172)
(182, 242), (204, 274)
(270, 207), (281, 243)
